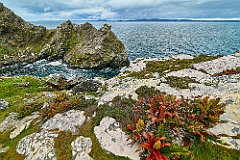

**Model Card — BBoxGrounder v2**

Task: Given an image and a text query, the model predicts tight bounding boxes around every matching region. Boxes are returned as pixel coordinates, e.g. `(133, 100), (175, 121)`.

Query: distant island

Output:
(85, 18), (240, 22)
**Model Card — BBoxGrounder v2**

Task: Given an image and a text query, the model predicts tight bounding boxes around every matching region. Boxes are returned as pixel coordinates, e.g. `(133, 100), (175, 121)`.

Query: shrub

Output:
(127, 94), (226, 159)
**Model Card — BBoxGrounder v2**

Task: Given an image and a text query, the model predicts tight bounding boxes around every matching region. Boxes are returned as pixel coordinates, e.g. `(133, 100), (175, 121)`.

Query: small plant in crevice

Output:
(40, 93), (81, 119)
(127, 94), (226, 159)
(212, 67), (240, 77)
(165, 76), (199, 89)
(96, 96), (137, 129)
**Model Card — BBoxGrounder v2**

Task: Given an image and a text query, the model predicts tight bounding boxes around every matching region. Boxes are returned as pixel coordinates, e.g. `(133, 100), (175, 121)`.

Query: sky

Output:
(1, 0), (240, 21)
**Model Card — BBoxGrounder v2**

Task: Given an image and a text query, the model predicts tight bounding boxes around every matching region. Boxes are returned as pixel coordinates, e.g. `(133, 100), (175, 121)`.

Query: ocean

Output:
(2, 21), (240, 79)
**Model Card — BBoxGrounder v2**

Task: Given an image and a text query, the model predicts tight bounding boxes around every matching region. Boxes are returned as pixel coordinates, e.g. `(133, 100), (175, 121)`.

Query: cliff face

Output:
(0, 3), (129, 70)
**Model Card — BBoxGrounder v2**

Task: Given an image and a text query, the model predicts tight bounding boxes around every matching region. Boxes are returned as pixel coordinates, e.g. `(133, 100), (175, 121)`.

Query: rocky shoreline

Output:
(0, 3), (129, 70)
(1, 51), (240, 159)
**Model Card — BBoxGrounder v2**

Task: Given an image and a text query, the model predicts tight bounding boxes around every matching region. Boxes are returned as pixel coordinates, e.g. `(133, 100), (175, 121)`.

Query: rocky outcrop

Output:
(0, 3), (129, 70)
(67, 76), (102, 94)
(0, 52), (240, 159)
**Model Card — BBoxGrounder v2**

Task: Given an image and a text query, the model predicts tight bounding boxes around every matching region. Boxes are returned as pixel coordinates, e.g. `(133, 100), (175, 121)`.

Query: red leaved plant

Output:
(147, 95), (180, 124)
(140, 132), (171, 160)
(127, 114), (145, 143)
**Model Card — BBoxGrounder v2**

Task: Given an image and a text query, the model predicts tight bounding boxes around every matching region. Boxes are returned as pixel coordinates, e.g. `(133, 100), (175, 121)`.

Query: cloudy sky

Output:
(1, 0), (240, 20)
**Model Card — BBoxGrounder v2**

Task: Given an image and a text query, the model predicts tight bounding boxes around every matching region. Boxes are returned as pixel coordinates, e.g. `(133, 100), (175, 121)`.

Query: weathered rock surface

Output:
(10, 113), (39, 139)
(193, 52), (240, 75)
(0, 112), (39, 139)
(0, 112), (18, 132)
(99, 78), (159, 105)
(0, 99), (9, 110)
(71, 136), (93, 160)
(0, 144), (9, 153)
(15, 110), (87, 159)
(208, 92), (240, 149)
(0, 3), (129, 70)
(16, 131), (58, 160)
(46, 74), (67, 90)
(41, 110), (86, 134)
(67, 76), (102, 94)
(94, 117), (140, 160)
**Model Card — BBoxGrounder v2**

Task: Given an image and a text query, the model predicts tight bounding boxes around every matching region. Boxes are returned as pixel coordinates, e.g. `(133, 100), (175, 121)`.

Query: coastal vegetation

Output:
(1, 2), (240, 160)
(1, 63), (240, 159)
(126, 54), (219, 79)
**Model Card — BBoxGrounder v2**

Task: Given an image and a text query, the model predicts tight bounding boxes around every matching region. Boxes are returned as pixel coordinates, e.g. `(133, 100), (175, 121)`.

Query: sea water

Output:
(1, 21), (240, 79)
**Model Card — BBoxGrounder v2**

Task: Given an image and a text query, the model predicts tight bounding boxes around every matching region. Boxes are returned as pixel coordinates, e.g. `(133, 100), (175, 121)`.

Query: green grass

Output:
(0, 76), (47, 99)
(55, 131), (75, 160)
(146, 54), (219, 76)
(182, 140), (240, 160)
(97, 96), (136, 128)
(0, 76), (49, 122)
(135, 85), (165, 98)
(54, 117), (132, 160)
(165, 76), (199, 89)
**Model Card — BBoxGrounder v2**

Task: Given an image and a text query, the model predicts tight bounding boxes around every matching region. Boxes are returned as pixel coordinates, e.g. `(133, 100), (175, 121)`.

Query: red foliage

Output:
(147, 95), (180, 124)
(213, 68), (240, 77)
(140, 132), (171, 160)
(127, 114), (143, 142)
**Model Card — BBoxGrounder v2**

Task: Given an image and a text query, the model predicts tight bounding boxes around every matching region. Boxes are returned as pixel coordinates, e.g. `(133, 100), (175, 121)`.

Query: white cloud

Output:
(1, 0), (239, 20)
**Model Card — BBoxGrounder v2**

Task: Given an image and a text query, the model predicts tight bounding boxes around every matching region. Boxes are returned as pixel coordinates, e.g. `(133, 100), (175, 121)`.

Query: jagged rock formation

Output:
(0, 3), (129, 70)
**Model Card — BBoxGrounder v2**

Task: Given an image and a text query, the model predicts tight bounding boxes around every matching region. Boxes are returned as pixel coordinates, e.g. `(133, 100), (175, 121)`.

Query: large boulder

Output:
(67, 76), (102, 94)
(63, 23), (130, 70)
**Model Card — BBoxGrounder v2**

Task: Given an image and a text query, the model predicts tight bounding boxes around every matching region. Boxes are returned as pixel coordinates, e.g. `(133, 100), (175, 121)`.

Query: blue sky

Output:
(1, 0), (240, 20)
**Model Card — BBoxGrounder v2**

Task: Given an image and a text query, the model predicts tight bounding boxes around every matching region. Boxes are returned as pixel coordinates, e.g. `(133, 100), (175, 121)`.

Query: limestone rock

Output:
(99, 78), (159, 105)
(16, 131), (58, 160)
(94, 117), (140, 160)
(46, 74), (67, 90)
(71, 136), (93, 160)
(207, 92), (240, 150)
(10, 114), (39, 139)
(0, 112), (18, 132)
(0, 99), (9, 110)
(0, 144), (9, 153)
(165, 68), (210, 81)
(41, 110), (86, 134)
(193, 54), (240, 75)
(171, 54), (194, 60)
